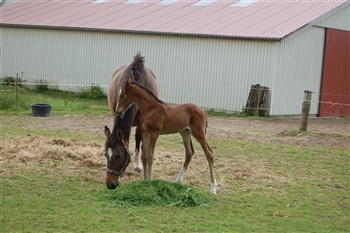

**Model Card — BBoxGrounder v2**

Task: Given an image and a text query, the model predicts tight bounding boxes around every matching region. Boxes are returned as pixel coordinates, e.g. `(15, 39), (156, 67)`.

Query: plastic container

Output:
(31, 103), (52, 117)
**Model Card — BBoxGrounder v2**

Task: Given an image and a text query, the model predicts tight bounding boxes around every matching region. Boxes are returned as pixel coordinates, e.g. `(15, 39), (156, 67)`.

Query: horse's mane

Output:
(106, 116), (123, 147)
(131, 81), (165, 104)
(117, 53), (159, 104)
(120, 53), (145, 83)
(131, 53), (144, 77)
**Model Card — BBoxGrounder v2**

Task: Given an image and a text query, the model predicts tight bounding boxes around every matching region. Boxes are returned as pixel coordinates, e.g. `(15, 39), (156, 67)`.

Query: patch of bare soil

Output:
(207, 117), (349, 148)
(1, 115), (349, 191)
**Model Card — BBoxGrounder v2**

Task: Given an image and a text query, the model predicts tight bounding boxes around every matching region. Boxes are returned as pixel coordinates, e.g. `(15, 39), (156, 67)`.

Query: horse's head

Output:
(104, 126), (130, 189)
(116, 76), (134, 117)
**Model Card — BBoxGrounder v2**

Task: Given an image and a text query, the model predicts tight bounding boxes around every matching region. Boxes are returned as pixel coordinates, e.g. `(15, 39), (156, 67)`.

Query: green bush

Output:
(0, 76), (16, 85)
(33, 79), (49, 93)
(79, 84), (106, 100)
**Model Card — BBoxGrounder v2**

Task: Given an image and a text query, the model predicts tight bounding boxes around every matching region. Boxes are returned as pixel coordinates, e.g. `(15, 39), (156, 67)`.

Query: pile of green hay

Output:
(103, 179), (215, 207)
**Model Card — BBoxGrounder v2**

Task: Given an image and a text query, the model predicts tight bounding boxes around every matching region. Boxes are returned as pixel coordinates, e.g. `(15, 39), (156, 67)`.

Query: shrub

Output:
(79, 84), (106, 100)
(0, 76), (16, 85)
(33, 79), (49, 93)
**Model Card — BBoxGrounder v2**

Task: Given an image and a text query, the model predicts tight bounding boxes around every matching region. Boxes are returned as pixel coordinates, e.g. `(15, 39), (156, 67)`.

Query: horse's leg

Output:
(191, 127), (217, 195)
(176, 129), (194, 183)
(145, 132), (158, 180)
(134, 126), (143, 173)
(141, 134), (149, 180)
(140, 132), (158, 180)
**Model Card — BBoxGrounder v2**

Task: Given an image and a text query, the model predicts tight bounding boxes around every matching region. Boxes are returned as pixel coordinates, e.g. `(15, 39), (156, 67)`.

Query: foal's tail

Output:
(120, 53), (145, 82)
(205, 110), (209, 134)
(204, 110), (213, 154)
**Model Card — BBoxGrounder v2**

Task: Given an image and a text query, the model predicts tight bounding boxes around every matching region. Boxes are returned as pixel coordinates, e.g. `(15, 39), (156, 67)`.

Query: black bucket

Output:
(31, 103), (52, 117)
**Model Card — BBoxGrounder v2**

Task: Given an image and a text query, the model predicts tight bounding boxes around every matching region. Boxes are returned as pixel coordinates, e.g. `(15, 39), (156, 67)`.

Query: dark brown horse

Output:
(104, 53), (158, 189)
(116, 77), (217, 195)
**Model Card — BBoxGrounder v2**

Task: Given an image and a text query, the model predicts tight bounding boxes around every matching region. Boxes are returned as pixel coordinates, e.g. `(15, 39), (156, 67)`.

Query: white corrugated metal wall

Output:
(145, 36), (277, 112)
(1, 27), (278, 114)
(316, 5), (350, 32)
(271, 26), (326, 116)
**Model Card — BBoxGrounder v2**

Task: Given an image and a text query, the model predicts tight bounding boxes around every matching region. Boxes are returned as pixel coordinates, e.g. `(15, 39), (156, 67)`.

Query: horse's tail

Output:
(120, 53), (145, 82)
(205, 120), (213, 153)
(190, 138), (195, 155)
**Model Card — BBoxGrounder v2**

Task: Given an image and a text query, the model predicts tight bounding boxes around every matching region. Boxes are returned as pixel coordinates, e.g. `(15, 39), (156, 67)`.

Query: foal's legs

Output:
(141, 134), (149, 179)
(176, 129), (194, 183)
(141, 132), (158, 180)
(191, 127), (217, 195)
(134, 126), (143, 173)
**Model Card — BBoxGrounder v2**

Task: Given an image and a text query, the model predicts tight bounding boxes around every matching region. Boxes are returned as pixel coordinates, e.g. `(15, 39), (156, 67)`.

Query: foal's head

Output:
(104, 124), (130, 189)
(116, 76), (135, 118)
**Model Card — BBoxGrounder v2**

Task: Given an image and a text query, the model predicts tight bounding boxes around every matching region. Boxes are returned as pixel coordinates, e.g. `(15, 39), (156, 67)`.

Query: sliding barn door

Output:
(319, 28), (350, 117)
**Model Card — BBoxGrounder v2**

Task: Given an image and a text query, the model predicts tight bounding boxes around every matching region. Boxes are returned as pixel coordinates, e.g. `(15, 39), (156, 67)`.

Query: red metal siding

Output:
(319, 28), (350, 117)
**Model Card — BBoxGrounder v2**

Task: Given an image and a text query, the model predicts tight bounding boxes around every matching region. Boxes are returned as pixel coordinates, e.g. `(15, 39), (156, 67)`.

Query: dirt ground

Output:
(1, 114), (349, 190)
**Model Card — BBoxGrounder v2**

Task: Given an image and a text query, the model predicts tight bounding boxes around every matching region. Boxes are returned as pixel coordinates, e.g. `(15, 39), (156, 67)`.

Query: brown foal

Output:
(104, 53), (158, 189)
(116, 77), (217, 195)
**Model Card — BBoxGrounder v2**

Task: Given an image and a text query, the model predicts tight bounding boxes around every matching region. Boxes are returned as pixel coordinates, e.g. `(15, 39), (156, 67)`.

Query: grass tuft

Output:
(102, 179), (215, 207)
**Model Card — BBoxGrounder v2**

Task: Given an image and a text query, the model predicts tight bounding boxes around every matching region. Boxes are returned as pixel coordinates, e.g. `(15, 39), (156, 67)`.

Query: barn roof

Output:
(0, 0), (348, 41)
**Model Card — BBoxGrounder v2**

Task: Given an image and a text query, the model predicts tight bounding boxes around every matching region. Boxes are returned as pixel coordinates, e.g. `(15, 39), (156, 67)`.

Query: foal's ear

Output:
(104, 126), (111, 137)
(116, 129), (124, 141)
(126, 76), (133, 86)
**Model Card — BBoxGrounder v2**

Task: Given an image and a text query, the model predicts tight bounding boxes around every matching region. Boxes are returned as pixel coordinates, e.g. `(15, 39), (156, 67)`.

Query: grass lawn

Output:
(1, 85), (349, 232)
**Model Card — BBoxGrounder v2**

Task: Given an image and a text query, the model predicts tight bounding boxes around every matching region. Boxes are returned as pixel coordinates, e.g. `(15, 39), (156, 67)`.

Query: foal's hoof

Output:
(134, 167), (143, 173)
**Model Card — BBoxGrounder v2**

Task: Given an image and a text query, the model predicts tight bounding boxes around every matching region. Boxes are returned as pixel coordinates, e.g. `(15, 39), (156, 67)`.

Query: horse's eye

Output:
(115, 154), (121, 159)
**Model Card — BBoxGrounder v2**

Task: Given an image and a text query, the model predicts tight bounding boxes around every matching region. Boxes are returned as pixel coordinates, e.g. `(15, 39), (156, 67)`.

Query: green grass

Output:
(0, 85), (110, 115)
(1, 87), (349, 232)
(1, 141), (349, 232)
(2, 134), (349, 232)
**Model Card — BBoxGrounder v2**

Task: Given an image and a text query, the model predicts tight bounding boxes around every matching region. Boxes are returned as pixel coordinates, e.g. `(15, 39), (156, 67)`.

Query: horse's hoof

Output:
(134, 167), (143, 173)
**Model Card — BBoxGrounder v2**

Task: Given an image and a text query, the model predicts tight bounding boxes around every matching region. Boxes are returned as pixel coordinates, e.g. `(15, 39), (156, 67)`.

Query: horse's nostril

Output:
(106, 182), (118, 189)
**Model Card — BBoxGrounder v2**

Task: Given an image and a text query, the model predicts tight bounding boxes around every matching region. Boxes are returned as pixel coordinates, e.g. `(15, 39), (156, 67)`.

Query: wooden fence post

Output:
(253, 84), (260, 117)
(299, 90), (312, 131)
(16, 73), (18, 111)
